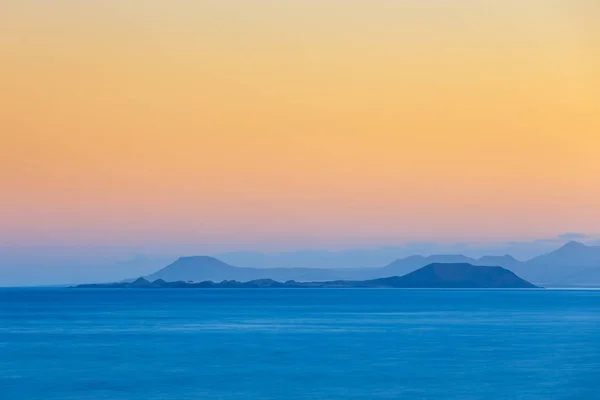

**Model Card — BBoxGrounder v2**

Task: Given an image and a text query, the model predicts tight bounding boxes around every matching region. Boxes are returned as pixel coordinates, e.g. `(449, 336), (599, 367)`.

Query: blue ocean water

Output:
(1, 289), (599, 399)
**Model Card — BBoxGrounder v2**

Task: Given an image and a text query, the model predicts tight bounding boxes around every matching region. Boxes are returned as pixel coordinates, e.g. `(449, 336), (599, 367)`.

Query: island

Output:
(76, 263), (538, 289)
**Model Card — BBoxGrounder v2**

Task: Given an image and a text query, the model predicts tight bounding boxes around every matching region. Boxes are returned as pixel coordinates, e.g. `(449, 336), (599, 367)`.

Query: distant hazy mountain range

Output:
(81, 263), (537, 289)
(141, 241), (600, 286)
(520, 241), (600, 285)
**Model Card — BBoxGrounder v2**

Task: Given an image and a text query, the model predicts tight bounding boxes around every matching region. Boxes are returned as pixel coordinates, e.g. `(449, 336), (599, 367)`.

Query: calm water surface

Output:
(1, 288), (599, 399)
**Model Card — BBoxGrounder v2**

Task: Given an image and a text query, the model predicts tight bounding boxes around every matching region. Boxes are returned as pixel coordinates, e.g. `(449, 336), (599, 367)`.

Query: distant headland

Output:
(76, 263), (538, 289)
(130, 241), (600, 287)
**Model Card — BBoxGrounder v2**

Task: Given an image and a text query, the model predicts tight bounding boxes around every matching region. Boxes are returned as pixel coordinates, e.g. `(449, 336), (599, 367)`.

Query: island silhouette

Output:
(77, 263), (537, 289)
(116, 241), (599, 287)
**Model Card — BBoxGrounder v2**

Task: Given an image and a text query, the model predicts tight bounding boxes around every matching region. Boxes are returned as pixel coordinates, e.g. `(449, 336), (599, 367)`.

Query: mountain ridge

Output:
(78, 263), (537, 289)
(126, 241), (600, 286)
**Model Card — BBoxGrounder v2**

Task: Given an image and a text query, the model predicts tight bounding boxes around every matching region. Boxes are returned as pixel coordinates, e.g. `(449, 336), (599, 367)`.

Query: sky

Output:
(1, 1), (599, 282)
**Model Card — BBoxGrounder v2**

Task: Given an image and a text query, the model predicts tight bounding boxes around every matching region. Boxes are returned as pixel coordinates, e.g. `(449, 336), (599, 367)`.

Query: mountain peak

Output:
(177, 255), (227, 263)
(145, 256), (237, 282)
(131, 277), (151, 287)
(561, 241), (587, 251)
(526, 240), (600, 273)
(394, 263), (536, 288)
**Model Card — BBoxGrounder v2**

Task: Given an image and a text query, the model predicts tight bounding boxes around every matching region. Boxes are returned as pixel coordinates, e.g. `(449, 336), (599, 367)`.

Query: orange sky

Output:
(1, 1), (599, 249)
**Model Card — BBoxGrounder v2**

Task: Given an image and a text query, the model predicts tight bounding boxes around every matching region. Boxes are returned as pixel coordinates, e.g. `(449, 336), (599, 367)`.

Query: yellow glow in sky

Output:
(1, 1), (599, 248)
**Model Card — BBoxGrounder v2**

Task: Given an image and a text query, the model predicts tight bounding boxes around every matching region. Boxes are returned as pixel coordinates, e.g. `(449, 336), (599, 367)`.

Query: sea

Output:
(1, 288), (599, 399)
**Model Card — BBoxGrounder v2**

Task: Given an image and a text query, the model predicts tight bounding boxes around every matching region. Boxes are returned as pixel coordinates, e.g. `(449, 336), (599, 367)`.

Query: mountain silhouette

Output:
(79, 263), (537, 289)
(527, 241), (600, 268)
(130, 277), (152, 288)
(133, 241), (600, 286)
(477, 255), (522, 269)
(368, 263), (536, 288)
(145, 256), (352, 283)
(146, 256), (235, 282)
(380, 254), (524, 277)
(512, 241), (600, 285)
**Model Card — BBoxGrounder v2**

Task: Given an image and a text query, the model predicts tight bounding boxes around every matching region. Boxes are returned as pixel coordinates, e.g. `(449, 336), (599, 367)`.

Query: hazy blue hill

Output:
(145, 256), (355, 283)
(146, 256), (238, 282)
(130, 277), (152, 288)
(385, 263), (536, 288)
(527, 241), (600, 268)
(380, 255), (478, 277)
(516, 241), (600, 285)
(477, 255), (523, 269)
(514, 241), (600, 286)
(377, 254), (528, 280)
